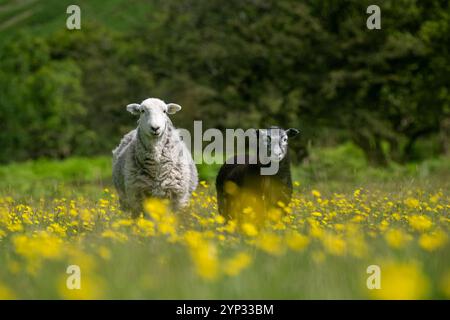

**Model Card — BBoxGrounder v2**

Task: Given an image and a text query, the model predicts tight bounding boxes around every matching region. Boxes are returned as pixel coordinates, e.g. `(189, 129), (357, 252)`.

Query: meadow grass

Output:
(0, 0), (153, 40)
(0, 149), (449, 299)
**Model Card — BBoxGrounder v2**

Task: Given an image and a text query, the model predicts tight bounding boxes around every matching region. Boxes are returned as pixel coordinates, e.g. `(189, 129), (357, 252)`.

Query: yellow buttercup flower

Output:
(135, 218), (155, 237)
(101, 230), (128, 242)
(405, 198), (420, 209)
(322, 233), (346, 256)
(185, 231), (219, 280)
(241, 223), (258, 237)
(58, 273), (104, 300)
(418, 231), (447, 251)
(0, 284), (16, 299)
(223, 252), (252, 276)
(404, 197), (420, 209)
(311, 190), (321, 198)
(285, 231), (310, 251)
(255, 233), (284, 255)
(409, 215), (433, 232)
(385, 229), (411, 249)
(144, 198), (169, 221)
(13, 231), (63, 261)
(370, 262), (429, 299)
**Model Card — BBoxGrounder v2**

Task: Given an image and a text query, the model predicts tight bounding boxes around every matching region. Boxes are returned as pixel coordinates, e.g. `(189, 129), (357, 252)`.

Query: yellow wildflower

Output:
(311, 190), (321, 198)
(223, 252), (252, 276)
(285, 232), (310, 251)
(241, 223), (258, 237)
(404, 197), (420, 209)
(0, 283), (16, 299)
(385, 229), (411, 249)
(371, 262), (429, 299)
(322, 233), (346, 256)
(418, 231), (447, 251)
(408, 215), (433, 232)
(255, 233), (284, 255)
(144, 198), (169, 221)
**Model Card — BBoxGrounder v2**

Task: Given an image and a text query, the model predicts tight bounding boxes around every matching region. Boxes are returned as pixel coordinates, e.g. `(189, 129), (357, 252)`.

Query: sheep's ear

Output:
(286, 128), (300, 138)
(167, 103), (181, 114)
(126, 103), (141, 115)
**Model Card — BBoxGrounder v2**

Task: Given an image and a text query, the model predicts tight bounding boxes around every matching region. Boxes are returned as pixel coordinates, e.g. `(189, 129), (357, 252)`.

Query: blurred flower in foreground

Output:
(223, 252), (252, 276)
(322, 233), (346, 256)
(241, 223), (258, 237)
(255, 233), (284, 256)
(0, 283), (16, 299)
(311, 190), (321, 198)
(419, 231), (447, 251)
(384, 229), (411, 249)
(144, 198), (169, 221)
(404, 197), (420, 209)
(58, 273), (104, 300)
(285, 231), (310, 251)
(144, 198), (178, 238)
(13, 231), (63, 261)
(370, 262), (429, 300)
(408, 215), (433, 232)
(185, 231), (219, 280)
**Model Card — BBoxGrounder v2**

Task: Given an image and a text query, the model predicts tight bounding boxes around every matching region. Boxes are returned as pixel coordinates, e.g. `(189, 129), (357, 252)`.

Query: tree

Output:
(0, 33), (84, 162)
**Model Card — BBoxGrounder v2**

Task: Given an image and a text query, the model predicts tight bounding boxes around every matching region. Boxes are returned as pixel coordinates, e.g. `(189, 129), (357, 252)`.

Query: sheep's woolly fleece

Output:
(112, 98), (198, 217)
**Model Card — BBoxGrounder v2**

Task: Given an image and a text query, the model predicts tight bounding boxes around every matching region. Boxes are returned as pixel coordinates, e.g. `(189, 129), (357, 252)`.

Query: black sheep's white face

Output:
(126, 98), (181, 137)
(258, 127), (299, 162)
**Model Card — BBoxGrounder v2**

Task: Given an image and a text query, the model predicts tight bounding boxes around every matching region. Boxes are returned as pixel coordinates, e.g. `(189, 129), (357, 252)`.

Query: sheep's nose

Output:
(151, 126), (160, 132)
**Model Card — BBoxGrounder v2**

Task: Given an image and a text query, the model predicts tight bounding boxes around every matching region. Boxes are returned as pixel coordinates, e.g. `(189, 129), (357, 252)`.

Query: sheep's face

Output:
(126, 98), (181, 137)
(258, 127), (299, 162)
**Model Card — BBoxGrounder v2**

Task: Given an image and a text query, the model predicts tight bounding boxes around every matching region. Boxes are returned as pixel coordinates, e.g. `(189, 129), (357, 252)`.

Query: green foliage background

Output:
(0, 0), (449, 165)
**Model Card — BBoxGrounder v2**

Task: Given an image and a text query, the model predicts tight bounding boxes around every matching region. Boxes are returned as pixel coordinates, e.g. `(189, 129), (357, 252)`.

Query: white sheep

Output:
(112, 98), (198, 218)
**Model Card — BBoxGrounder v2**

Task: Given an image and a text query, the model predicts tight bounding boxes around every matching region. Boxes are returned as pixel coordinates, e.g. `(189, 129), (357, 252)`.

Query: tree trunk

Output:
(439, 117), (450, 156)
(352, 134), (388, 167)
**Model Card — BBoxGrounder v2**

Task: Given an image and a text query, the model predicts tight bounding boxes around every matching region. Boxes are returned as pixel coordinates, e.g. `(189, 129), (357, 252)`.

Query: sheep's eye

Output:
(140, 109), (145, 114)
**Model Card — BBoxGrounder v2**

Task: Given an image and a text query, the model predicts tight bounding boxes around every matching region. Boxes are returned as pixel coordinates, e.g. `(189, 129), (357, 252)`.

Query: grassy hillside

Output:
(0, 0), (151, 40)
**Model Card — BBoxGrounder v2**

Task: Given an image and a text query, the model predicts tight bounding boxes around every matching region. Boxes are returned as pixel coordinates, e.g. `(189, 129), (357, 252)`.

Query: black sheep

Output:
(215, 127), (299, 220)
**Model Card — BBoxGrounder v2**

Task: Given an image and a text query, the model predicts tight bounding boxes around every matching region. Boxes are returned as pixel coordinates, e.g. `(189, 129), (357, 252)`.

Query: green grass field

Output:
(0, 145), (449, 299)
(0, 0), (151, 40)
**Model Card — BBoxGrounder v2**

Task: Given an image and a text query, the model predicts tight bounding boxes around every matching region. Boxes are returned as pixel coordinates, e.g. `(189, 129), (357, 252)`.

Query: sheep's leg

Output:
(131, 208), (143, 219)
(118, 198), (129, 212)
(172, 193), (190, 212)
(223, 196), (232, 219)
(128, 192), (144, 219)
(117, 196), (142, 218)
